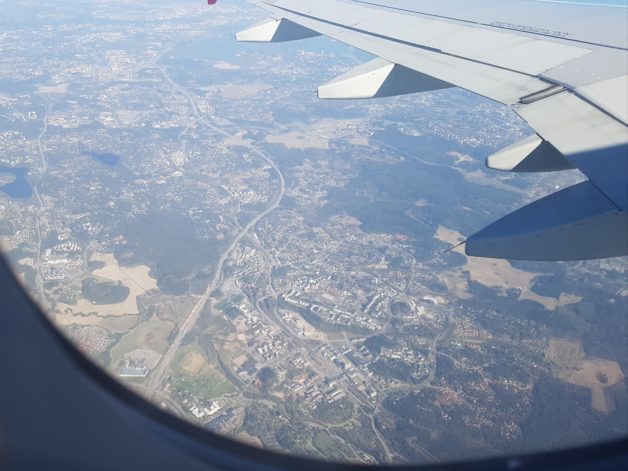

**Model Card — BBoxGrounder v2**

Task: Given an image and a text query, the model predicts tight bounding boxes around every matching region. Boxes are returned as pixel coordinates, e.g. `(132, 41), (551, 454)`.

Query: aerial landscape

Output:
(0, 0), (626, 465)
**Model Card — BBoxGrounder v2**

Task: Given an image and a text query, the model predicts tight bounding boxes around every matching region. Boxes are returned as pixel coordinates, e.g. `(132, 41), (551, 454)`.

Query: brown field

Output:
(37, 83), (68, 94)
(435, 226), (581, 310)
(213, 61), (240, 71)
(203, 83), (272, 100)
(179, 350), (207, 376)
(266, 118), (369, 150)
(520, 291), (582, 311)
(56, 313), (139, 333)
(435, 226), (466, 249)
(567, 359), (625, 413)
(231, 354), (249, 370)
(54, 252), (157, 319)
(266, 131), (329, 150)
(55, 313), (108, 327)
(545, 338), (583, 369)
(546, 338), (625, 413)
(465, 256), (539, 291)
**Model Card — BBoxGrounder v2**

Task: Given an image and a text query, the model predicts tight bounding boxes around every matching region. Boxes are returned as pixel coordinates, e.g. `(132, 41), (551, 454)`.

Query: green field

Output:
(171, 344), (237, 400)
(109, 318), (174, 363)
(172, 373), (236, 401)
(311, 397), (354, 425)
(313, 431), (335, 455)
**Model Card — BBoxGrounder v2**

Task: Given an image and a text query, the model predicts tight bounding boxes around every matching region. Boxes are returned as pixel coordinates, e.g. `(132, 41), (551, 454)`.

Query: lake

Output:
(0, 165), (32, 199)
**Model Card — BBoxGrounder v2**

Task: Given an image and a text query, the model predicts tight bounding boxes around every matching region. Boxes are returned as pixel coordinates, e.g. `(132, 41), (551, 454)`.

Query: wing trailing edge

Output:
(466, 182), (628, 261)
(236, 0), (628, 261)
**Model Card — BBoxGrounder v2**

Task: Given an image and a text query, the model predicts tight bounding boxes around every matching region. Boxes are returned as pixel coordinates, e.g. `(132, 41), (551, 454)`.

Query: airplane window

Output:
(0, 0), (626, 465)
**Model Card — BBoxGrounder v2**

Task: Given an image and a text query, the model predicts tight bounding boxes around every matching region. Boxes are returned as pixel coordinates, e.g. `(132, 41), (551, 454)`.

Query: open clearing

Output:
(171, 344), (236, 400)
(54, 252), (157, 320)
(178, 349), (207, 376)
(213, 61), (240, 71)
(55, 313), (138, 332)
(435, 226), (581, 310)
(546, 338), (625, 413)
(37, 83), (68, 94)
(545, 338), (582, 369)
(520, 291), (582, 311)
(567, 359), (625, 413)
(266, 118), (369, 150)
(313, 431), (336, 456)
(109, 318), (174, 364)
(266, 131), (330, 150)
(98, 314), (139, 332)
(203, 83), (271, 99)
(231, 353), (249, 370)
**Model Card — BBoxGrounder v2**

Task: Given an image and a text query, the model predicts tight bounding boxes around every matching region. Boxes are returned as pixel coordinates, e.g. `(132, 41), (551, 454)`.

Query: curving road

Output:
(145, 53), (285, 396)
(33, 107), (49, 305)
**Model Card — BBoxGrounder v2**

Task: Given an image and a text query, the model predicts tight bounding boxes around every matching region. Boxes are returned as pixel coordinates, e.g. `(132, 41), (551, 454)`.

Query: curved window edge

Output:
(0, 253), (626, 471)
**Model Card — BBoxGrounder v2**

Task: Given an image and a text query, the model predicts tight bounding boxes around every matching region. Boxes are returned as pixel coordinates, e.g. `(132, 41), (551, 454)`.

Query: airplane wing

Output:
(235, 0), (628, 261)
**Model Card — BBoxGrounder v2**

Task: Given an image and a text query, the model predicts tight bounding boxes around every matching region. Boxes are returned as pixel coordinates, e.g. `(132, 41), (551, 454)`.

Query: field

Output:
(567, 359), (625, 413)
(545, 338), (582, 369)
(436, 225), (540, 288)
(435, 226), (582, 310)
(36, 83), (68, 94)
(313, 431), (336, 456)
(109, 318), (174, 364)
(202, 83), (271, 99)
(172, 344), (237, 400)
(546, 338), (625, 413)
(520, 291), (582, 312)
(98, 314), (140, 332)
(266, 131), (330, 150)
(266, 118), (368, 150)
(54, 252), (157, 320)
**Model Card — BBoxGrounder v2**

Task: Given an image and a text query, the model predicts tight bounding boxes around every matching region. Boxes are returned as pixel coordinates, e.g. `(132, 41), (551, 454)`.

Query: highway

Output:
(146, 52), (286, 396)
(33, 107), (49, 306)
(145, 50), (401, 464)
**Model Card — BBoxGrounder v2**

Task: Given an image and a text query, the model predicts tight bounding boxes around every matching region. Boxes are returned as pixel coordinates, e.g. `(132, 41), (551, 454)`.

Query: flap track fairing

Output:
(486, 135), (575, 173)
(236, 19), (320, 43)
(318, 58), (453, 100)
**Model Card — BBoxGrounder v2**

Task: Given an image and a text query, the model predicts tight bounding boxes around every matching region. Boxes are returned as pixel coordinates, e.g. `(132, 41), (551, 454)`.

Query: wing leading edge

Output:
(236, 0), (628, 261)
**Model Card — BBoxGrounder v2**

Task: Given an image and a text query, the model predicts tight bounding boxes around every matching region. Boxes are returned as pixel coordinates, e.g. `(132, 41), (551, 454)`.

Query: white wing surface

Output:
(237, 0), (628, 261)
